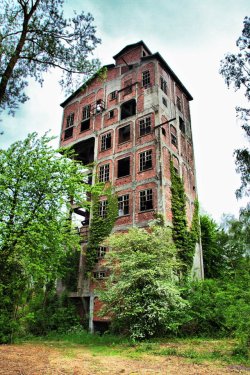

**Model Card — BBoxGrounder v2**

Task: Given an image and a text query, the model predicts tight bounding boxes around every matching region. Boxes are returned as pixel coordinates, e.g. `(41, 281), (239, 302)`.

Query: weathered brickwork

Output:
(59, 41), (202, 331)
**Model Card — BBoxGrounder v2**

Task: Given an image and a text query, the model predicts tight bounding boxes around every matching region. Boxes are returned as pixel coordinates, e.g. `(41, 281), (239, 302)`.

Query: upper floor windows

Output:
(101, 132), (112, 151)
(160, 77), (168, 94)
(176, 96), (182, 112)
(117, 157), (130, 178)
(110, 91), (117, 100)
(81, 105), (91, 132)
(98, 200), (108, 218)
(140, 189), (153, 211)
(118, 124), (130, 144)
(64, 113), (74, 139)
(170, 125), (178, 147)
(139, 150), (152, 171)
(142, 70), (150, 88)
(139, 116), (151, 136)
(121, 99), (136, 120)
(124, 79), (132, 95)
(179, 117), (185, 134)
(118, 194), (129, 216)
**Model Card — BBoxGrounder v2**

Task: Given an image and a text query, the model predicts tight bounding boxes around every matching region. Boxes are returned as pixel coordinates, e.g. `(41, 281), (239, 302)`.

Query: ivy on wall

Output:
(170, 160), (200, 273)
(85, 184), (118, 274)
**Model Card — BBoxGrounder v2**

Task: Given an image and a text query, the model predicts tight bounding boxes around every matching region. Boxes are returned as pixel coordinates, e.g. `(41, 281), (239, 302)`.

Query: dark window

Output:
(162, 97), (168, 107)
(140, 150), (152, 171)
(99, 164), (109, 182)
(140, 189), (153, 211)
(142, 70), (150, 87)
(124, 79), (132, 95)
(81, 105), (91, 132)
(121, 99), (136, 120)
(109, 110), (114, 119)
(176, 96), (182, 111)
(64, 113), (74, 139)
(118, 124), (130, 144)
(96, 246), (107, 259)
(118, 195), (129, 216)
(118, 157), (130, 178)
(93, 271), (106, 279)
(98, 200), (108, 218)
(162, 127), (166, 136)
(101, 133), (111, 151)
(179, 117), (185, 134)
(171, 133), (178, 147)
(139, 116), (151, 136)
(110, 91), (117, 100)
(160, 77), (168, 94)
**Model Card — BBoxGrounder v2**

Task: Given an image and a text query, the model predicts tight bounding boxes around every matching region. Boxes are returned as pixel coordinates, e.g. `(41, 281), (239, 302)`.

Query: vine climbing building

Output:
(59, 41), (203, 332)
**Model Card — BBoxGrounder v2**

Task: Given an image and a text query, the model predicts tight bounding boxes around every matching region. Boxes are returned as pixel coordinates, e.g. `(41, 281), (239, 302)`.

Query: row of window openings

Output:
(99, 150), (153, 182)
(98, 189), (153, 219)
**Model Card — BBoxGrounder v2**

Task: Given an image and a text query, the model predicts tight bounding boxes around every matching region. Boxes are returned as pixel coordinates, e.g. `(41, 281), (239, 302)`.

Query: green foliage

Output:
(0, 132), (103, 342)
(0, 0), (101, 115)
(99, 226), (187, 340)
(85, 185), (117, 273)
(170, 161), (200, 272)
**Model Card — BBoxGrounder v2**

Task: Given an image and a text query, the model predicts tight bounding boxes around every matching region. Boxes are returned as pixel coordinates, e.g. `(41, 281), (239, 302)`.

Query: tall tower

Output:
(59, 41), (203, 332)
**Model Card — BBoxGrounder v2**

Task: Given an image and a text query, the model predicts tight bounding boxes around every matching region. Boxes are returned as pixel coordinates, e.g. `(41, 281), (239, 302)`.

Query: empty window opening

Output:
(73, 138), (95, 165)
(140, 150), (152, 171)
(98, 200), (108, 218)
(101, 133), (111, 151)
(81, 105), (91, 132)
(179, 117), (185, 134)
(110, 91), (117, 100)
(99, 164), (110, 182)
(119, 124), (130, 144)
(96, 246), (107, 259)
(160, 77), (168, 94)
(93, 271), (106, 279)
(162, 97), (168, 107)
(118, 195), (129, 216)
(124, 79), (132, 95)
(64, 113), (74, 139)
(162, 127), (166, 136)
(176, 96), (182, 111)
(121, 99), (136, 120)
(140, 189), (153, 211)
(139, 116), (151, 136)
(118, 157), (130, 178)
(109, 110), (114, 119)
(142, 50), (146, 57)
(142, 70), (150, 88)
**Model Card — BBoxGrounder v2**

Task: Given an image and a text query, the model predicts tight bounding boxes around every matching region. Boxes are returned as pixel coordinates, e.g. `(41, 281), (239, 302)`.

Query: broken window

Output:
(170, 125), (178, 147)
(140, 189), (153, 211)
(101, 133), (111, 151)
(162, 97), (168, 107)
(179, 117), (185, 134)
(64, 113), (74, 139)
(160, 77), (168, 94)
(140, 150), (152, 171)
(96, 246), (107, 259)
(139, 116), (151, 136)
(117, 157), (130, 178)
(142, 70), (150, 88)
(121, 99), (136, 120)
(124, 79), (132, 95)
(110, 91), (117, 100)
(99, 164), (110, 182)
(93, 271), (106, 279)
(98, 200), (108, 218)
(109, 110), (114, 119)
(118, 195), (129, 216)
(176, 96), (182, 111)
(118, 124), (130, 144)
(81, 105), (91, 132)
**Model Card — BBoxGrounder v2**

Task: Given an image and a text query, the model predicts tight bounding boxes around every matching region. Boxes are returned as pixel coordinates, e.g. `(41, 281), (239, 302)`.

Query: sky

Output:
(0, 0), (249, 222)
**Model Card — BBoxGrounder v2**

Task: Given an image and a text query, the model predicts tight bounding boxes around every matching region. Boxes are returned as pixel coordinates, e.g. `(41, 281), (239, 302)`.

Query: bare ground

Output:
(0, 343), (249, 375)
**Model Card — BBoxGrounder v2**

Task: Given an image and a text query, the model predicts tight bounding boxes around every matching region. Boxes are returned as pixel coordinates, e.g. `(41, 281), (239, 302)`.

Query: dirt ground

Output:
(0, 343), (249, 375)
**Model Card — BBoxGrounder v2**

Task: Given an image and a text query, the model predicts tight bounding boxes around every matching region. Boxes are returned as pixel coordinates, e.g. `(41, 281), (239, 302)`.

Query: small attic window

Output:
(142, 50), (146, 57)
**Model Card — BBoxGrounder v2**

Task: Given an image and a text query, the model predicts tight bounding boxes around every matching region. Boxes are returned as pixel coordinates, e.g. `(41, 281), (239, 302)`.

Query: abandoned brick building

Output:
(59, 41), (203, 332)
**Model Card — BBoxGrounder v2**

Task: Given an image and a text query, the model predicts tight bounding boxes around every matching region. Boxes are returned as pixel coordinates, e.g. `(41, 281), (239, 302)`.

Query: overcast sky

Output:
(0, 0), (249, 222)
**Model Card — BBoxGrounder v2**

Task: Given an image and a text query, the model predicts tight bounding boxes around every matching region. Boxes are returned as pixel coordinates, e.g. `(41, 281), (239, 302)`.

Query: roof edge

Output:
(113, 40), (152, 60)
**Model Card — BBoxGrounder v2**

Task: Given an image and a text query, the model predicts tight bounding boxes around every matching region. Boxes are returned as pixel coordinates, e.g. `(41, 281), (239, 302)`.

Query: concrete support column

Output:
(89, 294), (94, 333)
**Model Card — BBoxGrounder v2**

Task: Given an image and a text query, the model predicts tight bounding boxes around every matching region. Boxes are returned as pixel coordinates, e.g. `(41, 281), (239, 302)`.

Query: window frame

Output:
(118, 194), (129, 216)
(101, 132), (112, 151)
(140, 189), (153, 212)
(98, 200), (108, 218)
(99, 164), (110, 183)
(96, 246), (107, 259)
(142, 70), (151, 88)
(160, 77), (168, 94)
(139, 150), (153, 172)
(139, 116), (151, 137)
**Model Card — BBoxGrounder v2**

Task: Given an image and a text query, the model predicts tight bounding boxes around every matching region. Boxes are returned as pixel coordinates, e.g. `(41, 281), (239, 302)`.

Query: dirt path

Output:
(0, 343), (248, 375)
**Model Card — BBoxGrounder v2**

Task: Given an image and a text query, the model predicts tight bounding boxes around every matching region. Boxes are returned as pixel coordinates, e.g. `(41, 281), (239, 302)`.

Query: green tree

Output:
(0, 0), (101, 115)
(99, 225), (187, 340)
(0, 132), (101, 342)
(220, 16), (250, 198)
